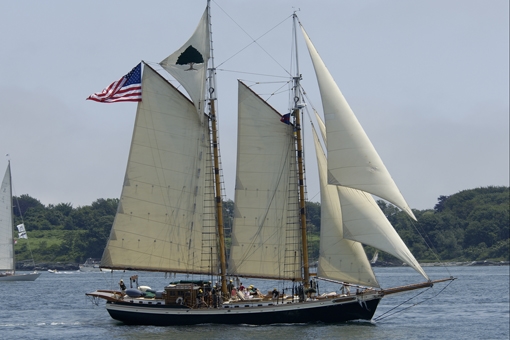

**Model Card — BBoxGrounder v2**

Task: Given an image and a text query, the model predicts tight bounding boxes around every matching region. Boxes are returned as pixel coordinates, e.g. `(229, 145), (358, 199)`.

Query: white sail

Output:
(0, 164), (14, 271)
(370, 251), (379, 264)
(160, 7), (210, 121)
(313, 128), (379, 287)
(228, 81), (302, 279)
(100, 63), (218, 274)
(338, 186), (429, 279)
(301, 26), (416, 220)
(315, 112), (428, 279)
(83, 8), (453, 326)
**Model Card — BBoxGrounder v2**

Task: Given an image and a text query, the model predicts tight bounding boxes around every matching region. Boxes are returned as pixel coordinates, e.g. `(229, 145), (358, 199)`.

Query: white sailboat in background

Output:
(371, 251), (379, 265)
(87, 2), (453, 325)
(0, 161), (40, 282)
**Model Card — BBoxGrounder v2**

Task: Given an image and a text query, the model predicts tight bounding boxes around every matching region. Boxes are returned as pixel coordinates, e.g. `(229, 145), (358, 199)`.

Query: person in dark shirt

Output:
(227, 279), (234, 297)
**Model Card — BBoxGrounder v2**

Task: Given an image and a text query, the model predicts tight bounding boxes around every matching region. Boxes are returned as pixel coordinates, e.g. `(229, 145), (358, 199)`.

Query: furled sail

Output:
(160, 7), (210, 121)
(100, 63), (218, 274)
(315, 112), (428, 279)
(228, 81), (302, 279)
(301, 26), (416, 220)
(0, 163), (14, 271)
(312, 128), (379, 287)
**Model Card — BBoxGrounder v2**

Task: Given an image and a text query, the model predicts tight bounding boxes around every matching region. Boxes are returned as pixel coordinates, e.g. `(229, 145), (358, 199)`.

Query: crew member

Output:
(227, 279), (234, 297)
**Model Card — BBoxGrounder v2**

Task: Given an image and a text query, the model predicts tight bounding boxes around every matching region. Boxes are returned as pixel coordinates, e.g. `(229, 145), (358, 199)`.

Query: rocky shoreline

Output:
(16, 261), (80, 271)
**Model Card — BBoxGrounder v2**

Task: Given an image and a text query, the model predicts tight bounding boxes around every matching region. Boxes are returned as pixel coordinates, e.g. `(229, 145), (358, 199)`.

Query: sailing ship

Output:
(86, 2), (453, 325)
(0, 162), (41, 282)
(371, 251), (379, 265)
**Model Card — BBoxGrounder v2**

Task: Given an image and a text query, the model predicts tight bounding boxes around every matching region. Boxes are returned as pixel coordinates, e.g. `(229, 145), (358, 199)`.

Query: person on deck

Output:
(197, 289), (204, 307)
(227, 279), (234, 297)
(119, 279), (126, 292)
(249, 285), (258, 295)
(204, 281), (212, 305)
(212, 286), (218, 308)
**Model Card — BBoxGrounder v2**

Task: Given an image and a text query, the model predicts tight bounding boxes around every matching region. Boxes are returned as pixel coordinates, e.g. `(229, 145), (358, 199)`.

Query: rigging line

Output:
(302, 88), (321, 116)
(212, 0), (292, 74)
(218, 69), (289, 79)
(305, 123), (321, 203)
(242, 80), (290, 86)
(374, 287), (430, 321)
(408, 215), (453, 277)
(11, 187), (37, 268)
(299, 99), (322, 203)
(142, 61), (188, 94)
(374, 279), (455, 322)
(258, 80), (293, 103)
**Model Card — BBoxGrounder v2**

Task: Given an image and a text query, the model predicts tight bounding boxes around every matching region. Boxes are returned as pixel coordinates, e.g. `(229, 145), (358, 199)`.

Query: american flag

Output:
(87, 63), (142, 103)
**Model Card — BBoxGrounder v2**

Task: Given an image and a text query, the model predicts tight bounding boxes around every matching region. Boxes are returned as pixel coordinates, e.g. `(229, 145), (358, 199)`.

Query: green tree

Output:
(306, 201), (321, 233)
(12, 194), (44, 217)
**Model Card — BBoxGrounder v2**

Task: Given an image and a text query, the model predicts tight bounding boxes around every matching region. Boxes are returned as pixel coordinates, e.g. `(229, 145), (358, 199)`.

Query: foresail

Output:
(101, 64), (218, 274)
(337, 187), (429, 280)
(228, 82), (302, 280)
(301, 25), (416, 220)
(315, 113), (428, 280)
(160, 7), (210, 121)
(313, 129), (379, 287)
(0, 164), (14, 271)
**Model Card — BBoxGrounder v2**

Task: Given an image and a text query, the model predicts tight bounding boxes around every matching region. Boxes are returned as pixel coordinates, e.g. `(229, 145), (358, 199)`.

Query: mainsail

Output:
(0, 164), (14, 272)
(228, 82), (302, 280)
(301, 26), (416, 220)
(100, 63), (218, 274)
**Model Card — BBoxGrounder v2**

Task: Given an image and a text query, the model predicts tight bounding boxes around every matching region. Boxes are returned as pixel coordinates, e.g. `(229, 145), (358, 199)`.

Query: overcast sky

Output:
(0, 0), (508, 211)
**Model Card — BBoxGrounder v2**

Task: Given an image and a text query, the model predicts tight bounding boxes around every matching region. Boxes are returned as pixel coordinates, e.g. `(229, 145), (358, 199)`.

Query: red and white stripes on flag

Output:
(87, 63), (142, 103)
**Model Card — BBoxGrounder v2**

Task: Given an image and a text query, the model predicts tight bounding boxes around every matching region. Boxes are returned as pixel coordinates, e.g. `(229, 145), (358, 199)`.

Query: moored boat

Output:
(0, 161), (41, 282)
(79, 258), (101, 272)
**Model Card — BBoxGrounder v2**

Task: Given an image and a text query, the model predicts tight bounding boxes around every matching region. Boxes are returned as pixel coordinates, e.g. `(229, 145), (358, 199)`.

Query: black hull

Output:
(105, 297), (381, 326)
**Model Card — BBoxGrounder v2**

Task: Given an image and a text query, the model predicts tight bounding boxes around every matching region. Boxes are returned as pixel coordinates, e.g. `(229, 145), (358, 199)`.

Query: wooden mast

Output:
(207, 1), (228, 296)
(292, 13), (310, 288)
(294, 104), (310, 288)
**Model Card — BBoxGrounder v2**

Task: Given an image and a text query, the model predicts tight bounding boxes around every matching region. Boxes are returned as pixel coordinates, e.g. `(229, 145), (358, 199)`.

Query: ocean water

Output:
(1, 265), (508, 340)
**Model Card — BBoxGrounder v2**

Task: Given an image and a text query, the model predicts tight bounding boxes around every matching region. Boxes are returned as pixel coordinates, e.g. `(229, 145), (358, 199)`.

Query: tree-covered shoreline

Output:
(13, 186), (509, 269)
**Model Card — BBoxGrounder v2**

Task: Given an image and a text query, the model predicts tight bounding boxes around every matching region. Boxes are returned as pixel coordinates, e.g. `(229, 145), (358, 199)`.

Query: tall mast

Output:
(207, 1), (228, 296)
(292, 13), (310, 288)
